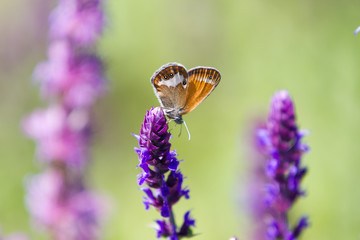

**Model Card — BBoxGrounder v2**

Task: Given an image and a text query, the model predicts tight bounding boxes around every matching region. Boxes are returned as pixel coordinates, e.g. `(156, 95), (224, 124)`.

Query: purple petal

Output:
(292, 216), (309, 238)
(155, 220), (171, 238)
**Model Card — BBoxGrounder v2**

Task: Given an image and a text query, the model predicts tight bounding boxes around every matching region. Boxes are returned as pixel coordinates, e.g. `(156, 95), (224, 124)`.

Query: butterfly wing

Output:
(150, 63), (189, 120)
(181, 67), (221, 115)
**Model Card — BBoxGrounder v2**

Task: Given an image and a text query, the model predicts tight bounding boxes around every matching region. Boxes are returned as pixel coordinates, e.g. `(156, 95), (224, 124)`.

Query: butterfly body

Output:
(150, 63), (221, 124)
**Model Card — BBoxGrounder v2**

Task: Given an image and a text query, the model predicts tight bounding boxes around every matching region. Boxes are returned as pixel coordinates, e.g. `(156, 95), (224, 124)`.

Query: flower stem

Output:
(169, 206), (178, 240)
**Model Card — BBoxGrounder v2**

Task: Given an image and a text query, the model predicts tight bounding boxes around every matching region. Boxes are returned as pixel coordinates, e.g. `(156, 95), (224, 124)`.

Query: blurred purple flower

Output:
(25, 169), (64, 227)
(26, 169), (102, 240)
(50, 0), (105, 45)
(34, 41), (105, 108)
(254, 90), (309, 240)
(23, 105), (90, 167)
(134, 107), (195, 239)
(23, 0), (107, 239)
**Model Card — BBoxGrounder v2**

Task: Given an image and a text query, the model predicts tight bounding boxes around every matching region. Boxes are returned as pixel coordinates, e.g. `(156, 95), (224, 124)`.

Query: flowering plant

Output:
(22, 0), (106, 239)
(255, 90), (309, 240)
(134, 107), (195, 240)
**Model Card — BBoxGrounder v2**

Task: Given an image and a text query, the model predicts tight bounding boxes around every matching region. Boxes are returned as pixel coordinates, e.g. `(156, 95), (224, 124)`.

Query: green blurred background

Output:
(1, 0), (360, 239)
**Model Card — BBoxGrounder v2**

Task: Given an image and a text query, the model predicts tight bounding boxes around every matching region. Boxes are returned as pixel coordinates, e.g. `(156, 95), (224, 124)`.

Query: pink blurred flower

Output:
(23, 0), (107, 239)
(34, 41), (105, 108)
(25, 169), (64, 227)
(22, 105), (90, 166)
(50, 0), (105, 45)
(26, 169), (103, 240)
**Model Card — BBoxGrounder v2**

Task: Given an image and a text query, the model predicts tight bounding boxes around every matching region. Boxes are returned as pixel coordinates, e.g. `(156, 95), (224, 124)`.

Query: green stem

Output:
(169, 206), (178, 240)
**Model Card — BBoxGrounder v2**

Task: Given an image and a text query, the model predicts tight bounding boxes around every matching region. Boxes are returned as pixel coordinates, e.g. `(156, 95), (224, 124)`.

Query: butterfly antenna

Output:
(183, 120), (191, 141)
(167, 119), (177, 132)
(178, 123), (182, 137)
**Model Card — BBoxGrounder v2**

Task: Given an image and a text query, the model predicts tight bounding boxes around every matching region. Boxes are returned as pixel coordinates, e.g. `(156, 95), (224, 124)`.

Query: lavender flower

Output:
(50, 0), (105, 45)
(25, 168), (102, 240)
(23, 105), (90, 167)
(134, 107), (195, 239)
(23, 0), (106, 239)
(34, 41), (105, 108)
(255, 90), (309, 240)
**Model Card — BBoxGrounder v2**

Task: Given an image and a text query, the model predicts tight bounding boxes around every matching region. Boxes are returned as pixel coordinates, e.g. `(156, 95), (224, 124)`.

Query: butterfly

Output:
(150, 62), (221, 125)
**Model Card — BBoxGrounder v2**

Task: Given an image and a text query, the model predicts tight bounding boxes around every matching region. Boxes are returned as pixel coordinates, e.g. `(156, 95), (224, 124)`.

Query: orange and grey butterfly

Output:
(150, 62), (221, 124)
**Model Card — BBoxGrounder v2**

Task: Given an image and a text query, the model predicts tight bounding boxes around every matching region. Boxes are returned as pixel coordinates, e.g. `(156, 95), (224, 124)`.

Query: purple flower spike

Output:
(134, 107), (195, 239)
(252, 90), (309, 240)
(134, 107), (179, 186)
(23, 0), (107, 239)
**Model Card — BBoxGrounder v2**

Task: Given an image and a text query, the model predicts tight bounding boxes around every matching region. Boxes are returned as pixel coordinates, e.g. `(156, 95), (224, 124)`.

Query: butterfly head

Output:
(174, 116), (183, 124)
